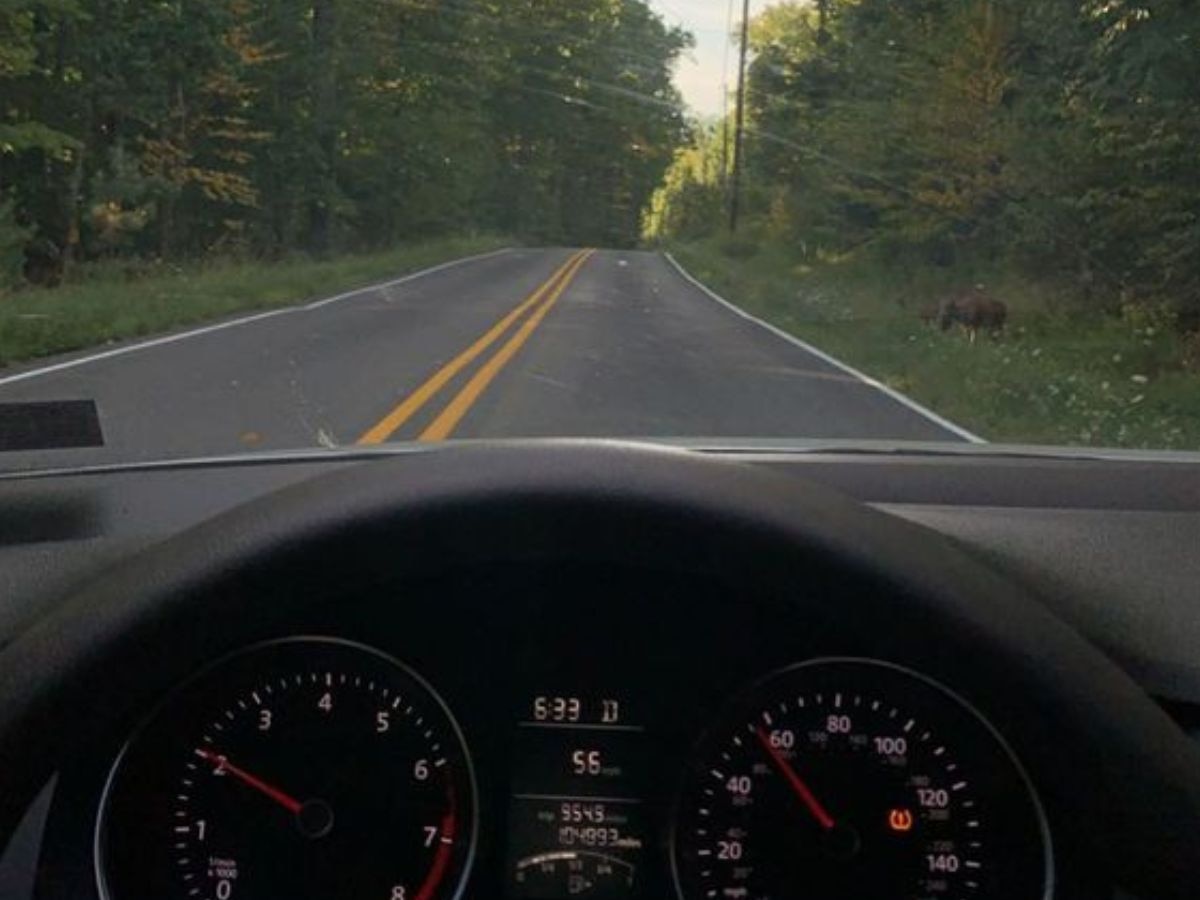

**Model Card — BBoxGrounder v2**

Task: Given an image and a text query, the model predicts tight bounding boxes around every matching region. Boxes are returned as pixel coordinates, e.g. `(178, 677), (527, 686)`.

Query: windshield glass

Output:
(1, 0), (1197, 469)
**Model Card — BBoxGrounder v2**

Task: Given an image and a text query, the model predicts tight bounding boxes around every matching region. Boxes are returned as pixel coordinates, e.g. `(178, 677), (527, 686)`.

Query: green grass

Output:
(0, 235), (510, 369)
(669, 237), (1200, 450)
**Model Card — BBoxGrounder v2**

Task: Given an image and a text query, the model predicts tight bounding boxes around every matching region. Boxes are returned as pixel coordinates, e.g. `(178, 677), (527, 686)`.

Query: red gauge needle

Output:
(755, 727), (836, 831)
(196, 748), (304, 815)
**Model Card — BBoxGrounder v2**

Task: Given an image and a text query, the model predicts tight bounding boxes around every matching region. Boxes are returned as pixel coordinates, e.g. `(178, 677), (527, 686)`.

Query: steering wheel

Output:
(0, 442), (1196, 896)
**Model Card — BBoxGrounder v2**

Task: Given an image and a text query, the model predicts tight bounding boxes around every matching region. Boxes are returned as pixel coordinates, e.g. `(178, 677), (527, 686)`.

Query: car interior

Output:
(0, 439), (1197, 899)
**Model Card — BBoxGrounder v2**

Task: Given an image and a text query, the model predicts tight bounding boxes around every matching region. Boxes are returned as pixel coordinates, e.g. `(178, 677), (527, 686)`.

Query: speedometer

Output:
(96, 637), (477, 900)
(671, 659), (1051, 900)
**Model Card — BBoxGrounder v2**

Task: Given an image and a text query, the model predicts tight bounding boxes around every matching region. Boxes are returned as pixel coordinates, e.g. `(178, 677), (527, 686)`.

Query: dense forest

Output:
(0, 0), (689, 288)
(649, 0), (1200, 330)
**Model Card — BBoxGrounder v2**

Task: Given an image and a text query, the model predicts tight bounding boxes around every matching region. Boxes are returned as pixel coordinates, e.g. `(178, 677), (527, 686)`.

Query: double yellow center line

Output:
(357, 248), (594, 444)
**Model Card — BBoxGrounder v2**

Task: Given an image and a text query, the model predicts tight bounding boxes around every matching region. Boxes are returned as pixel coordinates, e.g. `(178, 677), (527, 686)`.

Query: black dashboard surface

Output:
(35, 568), (1070, 899)
(1, 441), (1198, 900)
(1, 443), (1197, 702)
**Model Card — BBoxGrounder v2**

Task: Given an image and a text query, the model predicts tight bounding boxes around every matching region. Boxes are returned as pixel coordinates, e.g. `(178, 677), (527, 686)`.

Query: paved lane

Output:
(453, 250), (973, 441)
(0, 247), (973, 469)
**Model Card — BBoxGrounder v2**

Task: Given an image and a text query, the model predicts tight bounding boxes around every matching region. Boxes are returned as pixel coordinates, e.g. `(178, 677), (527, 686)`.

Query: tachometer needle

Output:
(196, 748), (304, 815)
(754, 727), (836, 831)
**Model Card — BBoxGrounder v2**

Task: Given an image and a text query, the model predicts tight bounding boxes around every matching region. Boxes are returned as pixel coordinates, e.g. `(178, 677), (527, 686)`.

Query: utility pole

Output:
(729, 0), (751, 234)
(719, 0), (735, 187)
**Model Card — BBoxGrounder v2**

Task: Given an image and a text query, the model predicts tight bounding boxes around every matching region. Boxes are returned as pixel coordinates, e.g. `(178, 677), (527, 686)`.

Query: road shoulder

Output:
(662, 252), (985, 444)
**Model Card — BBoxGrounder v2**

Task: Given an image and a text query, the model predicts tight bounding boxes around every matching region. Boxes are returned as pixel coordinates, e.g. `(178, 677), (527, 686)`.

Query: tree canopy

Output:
(648, 0), (1200, 327)
(0, 0), (691, 286)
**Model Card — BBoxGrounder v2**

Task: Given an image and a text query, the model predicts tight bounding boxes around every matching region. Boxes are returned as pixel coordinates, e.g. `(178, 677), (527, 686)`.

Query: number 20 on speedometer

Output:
(671, 659), (1051, 900)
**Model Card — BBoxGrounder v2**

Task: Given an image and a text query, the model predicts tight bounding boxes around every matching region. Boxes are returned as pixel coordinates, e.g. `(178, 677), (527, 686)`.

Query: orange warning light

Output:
(888, 808), (914, 832)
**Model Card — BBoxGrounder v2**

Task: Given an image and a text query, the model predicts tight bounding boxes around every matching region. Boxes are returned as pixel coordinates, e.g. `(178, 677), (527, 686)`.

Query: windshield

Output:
(1, 0), (1197, 470)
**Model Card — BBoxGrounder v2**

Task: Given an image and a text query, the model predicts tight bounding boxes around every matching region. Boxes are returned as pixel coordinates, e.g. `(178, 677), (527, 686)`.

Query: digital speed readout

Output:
(508, 693), (648, 900)
(505, 651), (1051, 900)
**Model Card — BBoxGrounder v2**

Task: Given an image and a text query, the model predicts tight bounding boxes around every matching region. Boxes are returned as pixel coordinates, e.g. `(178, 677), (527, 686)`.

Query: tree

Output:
(649, 0), (1200, 330)
(0, 0), (691, 282)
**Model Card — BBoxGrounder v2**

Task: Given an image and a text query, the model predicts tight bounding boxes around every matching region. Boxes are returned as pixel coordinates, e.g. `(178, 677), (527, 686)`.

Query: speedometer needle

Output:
(754, 727), (836, 831)
(196, 748), (304, 815)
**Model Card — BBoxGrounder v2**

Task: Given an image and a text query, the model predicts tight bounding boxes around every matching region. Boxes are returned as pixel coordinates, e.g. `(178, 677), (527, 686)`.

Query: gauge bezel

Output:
(91, 635), (480, 900)
(668, 656), (1055, 900)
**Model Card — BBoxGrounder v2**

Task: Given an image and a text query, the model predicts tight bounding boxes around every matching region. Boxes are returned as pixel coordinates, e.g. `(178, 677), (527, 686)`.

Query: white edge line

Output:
(662, 251), (986, 444)
(302, 246), (512, 310)
(0, 247), (514, 389)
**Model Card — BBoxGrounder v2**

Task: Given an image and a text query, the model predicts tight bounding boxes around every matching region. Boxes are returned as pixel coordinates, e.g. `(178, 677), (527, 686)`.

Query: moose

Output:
(935, 288), (1008, 342)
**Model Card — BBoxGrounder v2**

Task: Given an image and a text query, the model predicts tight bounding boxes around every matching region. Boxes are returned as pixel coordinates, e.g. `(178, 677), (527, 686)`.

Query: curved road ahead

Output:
(0, 248), (976, 468)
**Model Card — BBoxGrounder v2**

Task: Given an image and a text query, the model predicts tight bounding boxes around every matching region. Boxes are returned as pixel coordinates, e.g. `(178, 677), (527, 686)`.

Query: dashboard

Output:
(0, 441), (1198, 900)
(31, 574), (1058, 900)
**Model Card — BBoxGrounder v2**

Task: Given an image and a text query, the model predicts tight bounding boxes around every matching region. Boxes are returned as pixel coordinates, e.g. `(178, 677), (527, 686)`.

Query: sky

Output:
(649, 0), (772, 119)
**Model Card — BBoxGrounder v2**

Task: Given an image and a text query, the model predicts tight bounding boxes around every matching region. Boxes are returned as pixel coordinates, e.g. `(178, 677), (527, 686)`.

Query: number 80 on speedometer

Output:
(670, 659), (1052, 900)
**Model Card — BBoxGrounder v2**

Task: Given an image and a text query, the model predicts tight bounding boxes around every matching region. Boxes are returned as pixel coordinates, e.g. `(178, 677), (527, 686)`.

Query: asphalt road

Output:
(0, 248), (975, 468)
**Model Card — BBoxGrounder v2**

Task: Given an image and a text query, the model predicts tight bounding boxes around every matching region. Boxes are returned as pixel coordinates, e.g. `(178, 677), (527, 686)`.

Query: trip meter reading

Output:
(672, 659), (1051, 900)
(508, 692), (648, 899)
(97, 638), (477, 900)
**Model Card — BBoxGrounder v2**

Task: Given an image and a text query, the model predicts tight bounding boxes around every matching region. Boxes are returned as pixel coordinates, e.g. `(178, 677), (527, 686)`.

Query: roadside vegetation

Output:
(670, 238), (1200, 449)
(649, 0), (1200, 450)
(0, 235), (508, 368)
(0, 0), (689, 359)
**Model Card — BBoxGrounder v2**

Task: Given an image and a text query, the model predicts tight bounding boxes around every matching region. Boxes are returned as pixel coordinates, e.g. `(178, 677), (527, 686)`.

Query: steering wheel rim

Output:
(0, 440), (1196, 895)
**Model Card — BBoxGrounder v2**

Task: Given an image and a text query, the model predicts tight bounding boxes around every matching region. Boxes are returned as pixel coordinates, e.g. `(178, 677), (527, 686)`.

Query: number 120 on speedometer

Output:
(671, 659), (1051, 900)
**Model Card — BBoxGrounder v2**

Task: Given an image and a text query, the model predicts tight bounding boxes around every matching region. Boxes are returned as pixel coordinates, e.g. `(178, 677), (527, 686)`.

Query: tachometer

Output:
(96, 637), (477, 900)
(671, 659), (1050, 900)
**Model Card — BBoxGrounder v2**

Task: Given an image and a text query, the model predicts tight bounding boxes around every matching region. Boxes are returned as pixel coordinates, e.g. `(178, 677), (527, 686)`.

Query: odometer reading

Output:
(508, 689), (647, 899)
(672, 659), (1050, 900)
(97, 638), (477, 900)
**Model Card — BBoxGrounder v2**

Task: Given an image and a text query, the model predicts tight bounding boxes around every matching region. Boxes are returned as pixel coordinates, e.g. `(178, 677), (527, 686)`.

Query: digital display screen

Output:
(508, 693), (649, 899)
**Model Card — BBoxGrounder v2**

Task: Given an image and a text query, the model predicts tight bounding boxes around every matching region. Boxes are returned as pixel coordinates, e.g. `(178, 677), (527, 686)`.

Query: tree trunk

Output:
(62, 144), (86, 270)
(309, 0), (337, 256)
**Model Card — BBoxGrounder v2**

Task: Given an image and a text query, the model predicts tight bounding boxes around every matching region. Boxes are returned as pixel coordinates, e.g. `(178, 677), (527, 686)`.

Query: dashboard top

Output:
(0, 440), (1197, 699)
